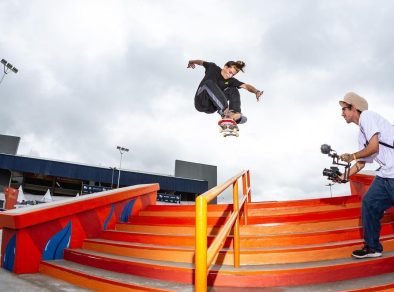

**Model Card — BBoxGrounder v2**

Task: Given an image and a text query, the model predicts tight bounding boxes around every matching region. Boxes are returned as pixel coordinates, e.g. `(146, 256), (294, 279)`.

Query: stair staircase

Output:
(39, 194), (394, 291)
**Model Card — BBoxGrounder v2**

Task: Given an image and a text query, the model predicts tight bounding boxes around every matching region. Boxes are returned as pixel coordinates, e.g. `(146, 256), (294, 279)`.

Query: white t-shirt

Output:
(358, 110), (394, 178)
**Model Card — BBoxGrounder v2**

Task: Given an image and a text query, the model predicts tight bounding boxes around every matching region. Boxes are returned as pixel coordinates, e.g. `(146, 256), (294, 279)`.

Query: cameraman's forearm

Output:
(353, 134), (379, 160)
(350, 161), (366, 176)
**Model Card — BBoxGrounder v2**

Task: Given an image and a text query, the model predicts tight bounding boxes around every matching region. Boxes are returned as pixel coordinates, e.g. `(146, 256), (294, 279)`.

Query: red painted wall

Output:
(0, 184), (158, 274)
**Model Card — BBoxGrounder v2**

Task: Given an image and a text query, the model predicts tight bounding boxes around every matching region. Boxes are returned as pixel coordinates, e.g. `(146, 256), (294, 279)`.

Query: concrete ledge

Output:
(0, 184), (158, 274)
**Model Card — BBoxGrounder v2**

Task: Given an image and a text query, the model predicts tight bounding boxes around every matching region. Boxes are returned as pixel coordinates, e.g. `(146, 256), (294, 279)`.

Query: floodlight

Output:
(1, 58), (18, 85)
(116, 145), (130, 188)
(117, 146), (129, 152)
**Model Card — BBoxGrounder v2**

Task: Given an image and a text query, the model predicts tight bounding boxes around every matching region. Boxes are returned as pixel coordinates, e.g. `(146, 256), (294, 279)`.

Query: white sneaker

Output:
(352, 246), (382, 259)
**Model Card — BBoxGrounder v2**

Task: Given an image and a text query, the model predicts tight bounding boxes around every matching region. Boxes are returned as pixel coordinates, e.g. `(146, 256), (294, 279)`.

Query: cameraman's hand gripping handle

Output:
(334, 157), (351, 183)
(321, 144), (351, 183)
(339, 164), (351, 183)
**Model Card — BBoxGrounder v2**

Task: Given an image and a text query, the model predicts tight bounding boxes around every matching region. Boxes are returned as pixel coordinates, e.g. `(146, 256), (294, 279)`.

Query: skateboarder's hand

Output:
(187, 61), (196, 69)
(256, 90), (263, 101)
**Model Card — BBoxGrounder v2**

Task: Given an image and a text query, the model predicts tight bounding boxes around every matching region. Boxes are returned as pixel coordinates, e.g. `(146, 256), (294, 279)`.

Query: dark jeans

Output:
(194, 80), (241, 114)
(362, 176), (394, 252)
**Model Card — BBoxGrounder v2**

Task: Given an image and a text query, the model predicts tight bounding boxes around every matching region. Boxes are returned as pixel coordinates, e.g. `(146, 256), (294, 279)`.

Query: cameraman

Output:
(337, 92), (394, 259)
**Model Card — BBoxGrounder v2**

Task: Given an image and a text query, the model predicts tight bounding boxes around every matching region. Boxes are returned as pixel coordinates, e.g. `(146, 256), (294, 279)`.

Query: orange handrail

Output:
(195, 170), (251, 291)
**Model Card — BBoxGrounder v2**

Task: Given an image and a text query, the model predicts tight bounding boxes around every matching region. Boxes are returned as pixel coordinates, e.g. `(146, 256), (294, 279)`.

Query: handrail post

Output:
(233, 180), (240, 268)
(247, 170), (252, 203)
(195, 195), (208, 292)
(242, 173), (248, 225)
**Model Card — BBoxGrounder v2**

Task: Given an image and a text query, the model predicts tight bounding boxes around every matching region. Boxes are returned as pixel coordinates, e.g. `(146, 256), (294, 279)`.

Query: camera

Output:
(322, 166), (342, 180)
(321, 144), (350, 183)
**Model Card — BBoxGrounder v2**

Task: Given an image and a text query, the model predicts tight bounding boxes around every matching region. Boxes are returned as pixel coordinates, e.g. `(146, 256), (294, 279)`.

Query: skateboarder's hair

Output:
(225, 60), (245, 72)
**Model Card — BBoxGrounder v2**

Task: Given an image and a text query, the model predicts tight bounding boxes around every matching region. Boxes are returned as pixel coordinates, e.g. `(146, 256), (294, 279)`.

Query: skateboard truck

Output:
(218, 119), (239, 137)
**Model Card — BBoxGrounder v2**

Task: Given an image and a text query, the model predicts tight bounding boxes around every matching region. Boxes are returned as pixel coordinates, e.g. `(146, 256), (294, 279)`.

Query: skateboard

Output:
(218, 119), (239, 137)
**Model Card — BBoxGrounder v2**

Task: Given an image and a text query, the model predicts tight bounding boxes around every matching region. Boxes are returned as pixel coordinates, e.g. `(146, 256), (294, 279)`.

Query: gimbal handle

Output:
(331, 155), (351, 182)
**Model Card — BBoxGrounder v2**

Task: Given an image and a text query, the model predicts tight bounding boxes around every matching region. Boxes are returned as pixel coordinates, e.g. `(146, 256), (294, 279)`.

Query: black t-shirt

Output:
(198, 62), (244, 90)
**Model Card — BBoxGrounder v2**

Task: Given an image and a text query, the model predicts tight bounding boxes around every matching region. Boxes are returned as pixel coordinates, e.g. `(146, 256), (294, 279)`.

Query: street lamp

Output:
(1, 59), (18, 85)
(116, 146), (129, 188)
(109, 167), (117, 189)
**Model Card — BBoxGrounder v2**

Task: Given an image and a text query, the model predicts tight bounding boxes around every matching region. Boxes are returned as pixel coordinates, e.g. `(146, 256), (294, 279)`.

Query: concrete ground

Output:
(0, 268), (90, 291)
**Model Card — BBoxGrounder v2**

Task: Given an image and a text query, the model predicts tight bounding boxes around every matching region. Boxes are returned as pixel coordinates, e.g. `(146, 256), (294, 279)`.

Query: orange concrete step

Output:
(242, 213), (391, 235)
(139, 202), (361, 217)
(128, 213), (230, 226)
(116, 215), (394, 235)
(82, 235), (394, 265)
(82, 238), (195, 263)
(39, 259), (192, 291)
(103, 222), (394, 249)
(139, 210), (231, 217)
(346, 281), (394, 292)
(61, 248), (394, 288)
(40, 257), (394, 291)
(146, 203), (230, 212)
(116, 218), (364, 235)
(129, 207), (363, 226)
(247, 202), (361, 216)
(116, 223), (198, 235)
(278, 272), (394, 291)
(238, 223), (394, 249)
(146, 195), (361, 212)
(247, 207), (362, 224)
(248, 194), (361, 208)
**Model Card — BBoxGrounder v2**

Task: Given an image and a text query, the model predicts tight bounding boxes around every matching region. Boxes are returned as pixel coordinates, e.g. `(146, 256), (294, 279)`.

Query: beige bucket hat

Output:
(339, 92), (368, 111)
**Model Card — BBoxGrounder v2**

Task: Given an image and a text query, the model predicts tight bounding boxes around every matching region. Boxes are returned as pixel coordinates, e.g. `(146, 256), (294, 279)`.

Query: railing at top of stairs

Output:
(195, 169), (251, 292)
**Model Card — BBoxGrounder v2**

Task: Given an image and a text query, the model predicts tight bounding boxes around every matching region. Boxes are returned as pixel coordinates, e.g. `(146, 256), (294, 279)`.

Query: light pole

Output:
(1, 59), (18, 85)
(110, 167), (117, 189)
(116, 146), (129, 188)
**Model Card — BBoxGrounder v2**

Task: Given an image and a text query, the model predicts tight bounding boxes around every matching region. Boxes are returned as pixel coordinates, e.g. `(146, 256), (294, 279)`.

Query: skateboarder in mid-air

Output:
(187, 59), (263, 124)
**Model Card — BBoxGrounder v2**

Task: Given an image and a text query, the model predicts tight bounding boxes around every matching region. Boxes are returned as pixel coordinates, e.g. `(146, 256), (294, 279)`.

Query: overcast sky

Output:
(1, 0), (394, 202)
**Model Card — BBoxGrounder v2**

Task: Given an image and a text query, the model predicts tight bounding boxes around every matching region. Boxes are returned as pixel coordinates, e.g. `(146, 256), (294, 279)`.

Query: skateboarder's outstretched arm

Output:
(187, 59), (204, 69)
(240, 83), (264, 101)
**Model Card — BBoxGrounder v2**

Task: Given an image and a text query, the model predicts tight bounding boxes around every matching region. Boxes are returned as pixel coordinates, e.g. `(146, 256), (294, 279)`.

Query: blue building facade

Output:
(0, 153), (208, 199)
